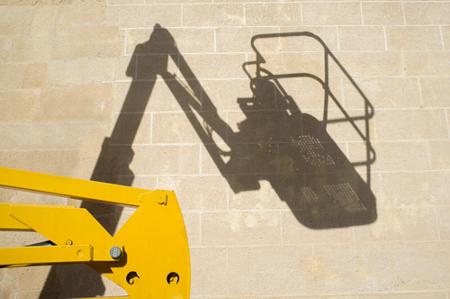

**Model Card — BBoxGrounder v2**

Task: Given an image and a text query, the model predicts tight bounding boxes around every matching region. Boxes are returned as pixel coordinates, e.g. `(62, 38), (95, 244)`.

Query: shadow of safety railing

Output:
(235, 31), (377, 227)
(248, 32), (375, 176)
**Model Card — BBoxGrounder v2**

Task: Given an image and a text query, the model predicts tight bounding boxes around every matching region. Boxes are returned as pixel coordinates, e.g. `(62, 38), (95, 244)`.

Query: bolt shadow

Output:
(40, 24), (376, 298)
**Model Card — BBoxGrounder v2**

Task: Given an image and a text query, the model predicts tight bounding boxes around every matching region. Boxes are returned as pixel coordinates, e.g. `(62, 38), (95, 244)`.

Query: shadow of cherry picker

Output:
(41, 24), (377, 298)
(149, 25), (377, 229)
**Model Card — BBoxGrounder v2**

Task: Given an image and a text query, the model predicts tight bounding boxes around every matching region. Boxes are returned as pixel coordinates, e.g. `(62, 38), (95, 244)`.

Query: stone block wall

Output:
(0, 1), (449, 298)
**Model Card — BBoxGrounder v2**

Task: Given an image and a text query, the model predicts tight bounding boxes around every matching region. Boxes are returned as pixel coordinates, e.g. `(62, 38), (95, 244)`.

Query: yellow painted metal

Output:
(1, 203), (117, 261)
(0, 203), (29, 230)
(0, 166), (147, 206)
(101, 190), (190, 299)
(0, 167), (190, 299)
(0, 245), (93, 265)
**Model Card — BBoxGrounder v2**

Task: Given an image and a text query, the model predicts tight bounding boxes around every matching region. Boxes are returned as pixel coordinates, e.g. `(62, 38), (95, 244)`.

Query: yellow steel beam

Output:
(1, 203), (117, 261)
(0, 203), (30, 230)
(0, 167), (191, 299)
(0, 167), (149, 206)
(0, 245), (93, 266)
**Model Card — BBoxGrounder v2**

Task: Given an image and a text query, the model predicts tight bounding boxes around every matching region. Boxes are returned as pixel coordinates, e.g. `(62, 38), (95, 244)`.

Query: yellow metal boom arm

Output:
(0, 167), (190, 299)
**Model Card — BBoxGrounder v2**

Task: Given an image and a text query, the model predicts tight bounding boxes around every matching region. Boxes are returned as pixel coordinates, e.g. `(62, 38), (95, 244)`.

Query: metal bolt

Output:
(166, 272), (180, 285)
(65, 239), (73, 245)
(110, 246), (122, 260)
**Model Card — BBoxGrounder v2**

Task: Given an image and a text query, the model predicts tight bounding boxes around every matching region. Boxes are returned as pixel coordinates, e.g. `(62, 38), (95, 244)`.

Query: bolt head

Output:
(110, 246), (122, 259)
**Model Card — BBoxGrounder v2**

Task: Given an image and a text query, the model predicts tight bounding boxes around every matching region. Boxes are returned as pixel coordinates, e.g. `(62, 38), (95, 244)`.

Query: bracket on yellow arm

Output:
(0, 167), (190, 299)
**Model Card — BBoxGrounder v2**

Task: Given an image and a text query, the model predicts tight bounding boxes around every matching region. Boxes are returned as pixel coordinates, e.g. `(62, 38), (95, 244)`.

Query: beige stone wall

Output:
(1, 0), (450, 298)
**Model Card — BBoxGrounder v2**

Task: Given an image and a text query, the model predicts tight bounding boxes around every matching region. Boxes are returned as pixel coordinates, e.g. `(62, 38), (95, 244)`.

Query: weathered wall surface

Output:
(1, 0), (450, 298)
